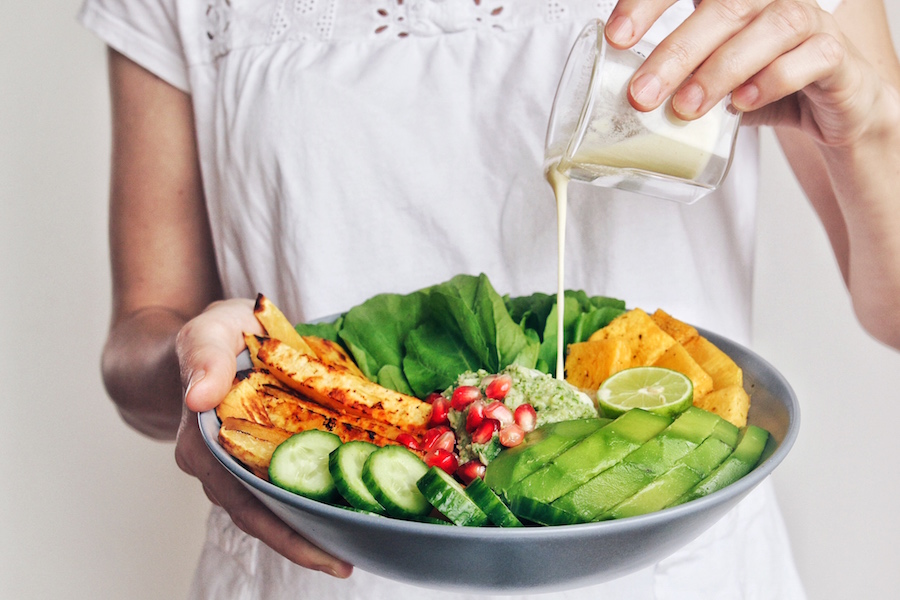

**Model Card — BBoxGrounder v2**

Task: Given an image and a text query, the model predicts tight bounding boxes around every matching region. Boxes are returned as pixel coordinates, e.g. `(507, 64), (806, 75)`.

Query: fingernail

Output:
(317, 564), (349, 578)
(605, 15), (634, 46)
(631, 73), (662, 108)
(673, 82), (704, 116)
(185, 369), (206, 399)
(732, 83), (759, 111)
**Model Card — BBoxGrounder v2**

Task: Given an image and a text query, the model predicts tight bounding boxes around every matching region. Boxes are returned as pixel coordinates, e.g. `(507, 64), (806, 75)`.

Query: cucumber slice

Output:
(334, 505), (385, 517)
(464, 477), (523, 527)
(417, 467), (489, 527)
(268, 430), (342, 502)
(508, 495), (583, 526)
(329, 441), (384, 513)
(362, 445), (432, 519)
(408, 514), (454, 525)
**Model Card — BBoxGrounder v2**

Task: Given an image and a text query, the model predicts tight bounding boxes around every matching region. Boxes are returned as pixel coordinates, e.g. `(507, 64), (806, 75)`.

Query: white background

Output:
(2, 2), (899, 599)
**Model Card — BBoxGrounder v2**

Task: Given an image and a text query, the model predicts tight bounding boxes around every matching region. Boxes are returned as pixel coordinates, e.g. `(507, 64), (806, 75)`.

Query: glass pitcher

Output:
(545, 19), (742, 204)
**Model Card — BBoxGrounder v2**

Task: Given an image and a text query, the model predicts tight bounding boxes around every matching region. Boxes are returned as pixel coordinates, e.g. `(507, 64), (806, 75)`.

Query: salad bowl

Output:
(198, 329), (798, 594)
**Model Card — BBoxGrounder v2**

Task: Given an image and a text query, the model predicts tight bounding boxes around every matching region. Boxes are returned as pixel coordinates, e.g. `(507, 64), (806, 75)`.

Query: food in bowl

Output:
(214, 274), (771, 528)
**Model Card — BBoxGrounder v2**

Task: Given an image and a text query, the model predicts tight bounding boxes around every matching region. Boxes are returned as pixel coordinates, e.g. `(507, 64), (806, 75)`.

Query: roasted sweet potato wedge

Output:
(255, 336), (432, 433)
(218, 417), (293, 479)
(253, 293), (317, 357)
(301, 335), (366, 379)
(216, 370), (274, 425)
(261, 382), (416, 444)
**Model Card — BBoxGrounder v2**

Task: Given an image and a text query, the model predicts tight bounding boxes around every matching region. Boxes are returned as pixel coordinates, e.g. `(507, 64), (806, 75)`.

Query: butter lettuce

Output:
(295, 273), (625, 397)
(401, 321), (481, 398)
(337, 291), (430, 385)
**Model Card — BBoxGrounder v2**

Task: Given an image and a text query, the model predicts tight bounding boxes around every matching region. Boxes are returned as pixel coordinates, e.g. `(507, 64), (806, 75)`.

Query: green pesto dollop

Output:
(445, 365), (598, 465)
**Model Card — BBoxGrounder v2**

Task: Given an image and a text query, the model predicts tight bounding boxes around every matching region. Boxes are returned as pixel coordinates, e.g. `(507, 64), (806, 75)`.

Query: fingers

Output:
(606, 0), (679, 48)
(671, 0), (839, 118)
(634, 0), (767, 112)
(176, 298), (263, 413)
(221, 481), (353, 578)
(610, 0), (841, 119)
(175, 408), (353, 577)
(732, 32), (847, 113)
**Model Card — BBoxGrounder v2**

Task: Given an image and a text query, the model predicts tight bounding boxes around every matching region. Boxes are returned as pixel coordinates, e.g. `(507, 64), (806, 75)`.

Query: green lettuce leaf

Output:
(338, 291), (430, 384)
(402, 321), (482, 397)
(294, 317), (343, 342)
(376, 364), (414, 396)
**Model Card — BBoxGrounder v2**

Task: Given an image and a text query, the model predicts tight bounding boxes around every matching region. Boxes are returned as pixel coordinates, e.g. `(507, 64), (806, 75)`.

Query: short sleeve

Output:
(78, 0), (190, 93)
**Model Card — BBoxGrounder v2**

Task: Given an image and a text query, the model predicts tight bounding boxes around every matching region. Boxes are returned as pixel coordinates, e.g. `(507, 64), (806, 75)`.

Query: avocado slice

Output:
(603, 434), (735, 519)
(506, 408), (673, 505)
(604, 415), (742, 519)
(551, 407), (725, 521)
(484, 417), (607, 499)
(671, 424), (770, 506)
(709, 416), (740, 447)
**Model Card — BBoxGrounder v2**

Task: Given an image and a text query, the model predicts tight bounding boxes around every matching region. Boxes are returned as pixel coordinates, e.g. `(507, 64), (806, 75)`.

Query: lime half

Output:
(597, 366), (693, 418)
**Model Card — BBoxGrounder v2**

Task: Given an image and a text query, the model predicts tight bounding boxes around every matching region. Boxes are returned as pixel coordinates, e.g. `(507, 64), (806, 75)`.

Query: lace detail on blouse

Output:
(373, 0), (509, 37)
(267, 0), (337, 43)
(202, 0), (628, 59)
(205, 0), (232, 59)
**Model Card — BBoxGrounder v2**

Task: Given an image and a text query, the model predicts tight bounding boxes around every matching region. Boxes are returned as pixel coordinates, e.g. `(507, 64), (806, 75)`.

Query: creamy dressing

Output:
(570, 133), (714, 181)
(546, 162), (571, 380)
(571, 55), (725, 183)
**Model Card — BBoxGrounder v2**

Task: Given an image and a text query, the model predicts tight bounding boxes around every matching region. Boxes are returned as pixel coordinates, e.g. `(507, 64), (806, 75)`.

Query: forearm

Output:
(764, 0), (900, 349)
(102, 306), (190, 440)
(102, 50), (225, 438)
(777, 80), (900, 348)
(820, 94), (900, 347)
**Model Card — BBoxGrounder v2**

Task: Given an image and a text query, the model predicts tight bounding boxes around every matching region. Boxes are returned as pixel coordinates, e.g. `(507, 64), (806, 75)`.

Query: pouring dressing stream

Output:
(546, 20), (741, 380)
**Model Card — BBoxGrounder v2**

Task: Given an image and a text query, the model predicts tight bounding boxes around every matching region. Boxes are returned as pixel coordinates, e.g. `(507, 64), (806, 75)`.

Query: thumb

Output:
(181, 343), (240, 413)
(177, 299), (262, 413)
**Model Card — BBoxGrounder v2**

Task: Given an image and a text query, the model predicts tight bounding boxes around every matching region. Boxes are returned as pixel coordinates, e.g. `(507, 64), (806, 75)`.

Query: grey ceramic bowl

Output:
(198, 329), (798, 594)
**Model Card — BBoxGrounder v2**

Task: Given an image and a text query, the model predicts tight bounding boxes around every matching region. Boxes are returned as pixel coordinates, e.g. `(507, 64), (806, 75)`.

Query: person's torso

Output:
(176, 0), (757, 343)
(76, 2), (819, 598)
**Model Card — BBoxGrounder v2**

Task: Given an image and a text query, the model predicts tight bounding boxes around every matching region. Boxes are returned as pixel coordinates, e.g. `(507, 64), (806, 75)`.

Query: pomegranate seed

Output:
(457, 460), (486, 484)
(484, 401), (514, 427)
(514, 403), (537, 432)
(499, 424), (525, 447)
(425, 448), (459, 475)
(429, 396), (451, 426)
(451, 385), (482, 411)
(465, 400), (486, 432)
(471, 419), (499, 444)
(423, 425), (450, 448)
(484, 374), (512, 400)
(425, 392), (444, 404)
(425, 429), (457, 453)
(395, 433), (421, 452)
